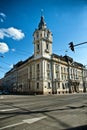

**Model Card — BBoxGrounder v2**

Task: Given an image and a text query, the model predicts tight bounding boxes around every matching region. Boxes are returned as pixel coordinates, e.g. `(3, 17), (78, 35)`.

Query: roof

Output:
(5, 55), (34, 76)
(52, 53), (83, 67)
(38, 16), (46, 30)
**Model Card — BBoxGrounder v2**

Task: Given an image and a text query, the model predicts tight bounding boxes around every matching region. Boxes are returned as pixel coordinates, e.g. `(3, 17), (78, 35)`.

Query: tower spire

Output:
(38, 10), (46, 30)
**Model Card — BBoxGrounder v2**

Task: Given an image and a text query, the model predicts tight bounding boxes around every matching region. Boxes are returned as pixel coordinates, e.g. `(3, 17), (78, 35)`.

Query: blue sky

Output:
(0, 0), (87, 78)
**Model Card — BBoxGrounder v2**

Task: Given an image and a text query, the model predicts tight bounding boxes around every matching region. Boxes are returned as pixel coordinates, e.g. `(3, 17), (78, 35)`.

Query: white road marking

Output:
(0, 108), (18, 112)
(0, 116), (46, 130)
(23, 116), (46, 124)
(0, 122), (24, 130)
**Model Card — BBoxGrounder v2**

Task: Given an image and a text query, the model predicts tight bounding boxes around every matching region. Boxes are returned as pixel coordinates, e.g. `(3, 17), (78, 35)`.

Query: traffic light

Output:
(69, 42), (74, 52)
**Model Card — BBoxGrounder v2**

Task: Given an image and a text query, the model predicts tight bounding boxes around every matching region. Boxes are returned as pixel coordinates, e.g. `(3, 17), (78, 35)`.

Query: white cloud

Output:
(0, 12), (6, 22)
(0, 27), (25, 40)
(0, 42), (9, 53)
(6, 27), (25, 40)
(0, 13), (6, 18)
(1, 18), (4, 22)
(11, 48), (16, 52)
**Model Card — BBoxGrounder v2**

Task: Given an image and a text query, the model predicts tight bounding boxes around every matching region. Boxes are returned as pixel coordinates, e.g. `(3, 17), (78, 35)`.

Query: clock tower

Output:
(33, 15), (53, 59)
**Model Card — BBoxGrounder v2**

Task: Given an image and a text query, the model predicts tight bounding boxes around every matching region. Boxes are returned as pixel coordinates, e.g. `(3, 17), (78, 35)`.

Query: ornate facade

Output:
(1, 15), (87, 94)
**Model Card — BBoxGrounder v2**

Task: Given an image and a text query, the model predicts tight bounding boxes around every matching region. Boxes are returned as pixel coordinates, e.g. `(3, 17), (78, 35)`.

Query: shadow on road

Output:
(65, 125), (87, 130)
(0, 102), (87, 129)
(0, 102), (87, 116)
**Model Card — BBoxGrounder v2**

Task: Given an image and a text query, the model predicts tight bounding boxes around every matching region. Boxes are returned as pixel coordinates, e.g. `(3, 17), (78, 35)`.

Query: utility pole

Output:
(65, 55), (72, 93)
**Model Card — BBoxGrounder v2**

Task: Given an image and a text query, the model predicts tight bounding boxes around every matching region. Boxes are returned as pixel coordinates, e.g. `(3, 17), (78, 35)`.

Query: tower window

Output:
(47, 63), (50, 70)
(37, 44), (40, 51)
(46, 43), (49, 50)
(47, 32), (49, 37)
(44, 32), (47, 37)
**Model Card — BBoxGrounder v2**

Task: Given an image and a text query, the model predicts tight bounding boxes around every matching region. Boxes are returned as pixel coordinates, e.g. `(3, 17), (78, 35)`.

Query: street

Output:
(0, 94), (87, 130)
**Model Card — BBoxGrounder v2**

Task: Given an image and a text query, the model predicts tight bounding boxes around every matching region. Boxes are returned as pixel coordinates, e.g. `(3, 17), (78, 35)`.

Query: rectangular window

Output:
(64, 67), (66, 73)
(48, 82), (51, 89)
(55, 64), (59, 73)
(61, 67), (63, 73)
(37, 64), (40, 70)
(47, 63), (50, 70)
(37, 44), (40, 51)
(46, 43), (49, 50)
(37, 64), (40, 79)
(47, 72), (50, 79)
(62, 75), (63, 80)
(47, 32), (49, 37)
(37, 82), (39, 89)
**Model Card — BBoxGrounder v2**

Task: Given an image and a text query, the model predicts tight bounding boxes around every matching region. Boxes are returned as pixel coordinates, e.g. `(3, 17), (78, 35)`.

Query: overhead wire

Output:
(0, 48), (33, 77)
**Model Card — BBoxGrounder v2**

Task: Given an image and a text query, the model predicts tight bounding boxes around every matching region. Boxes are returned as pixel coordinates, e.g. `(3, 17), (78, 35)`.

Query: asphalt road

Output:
(0, 93), (87, 130)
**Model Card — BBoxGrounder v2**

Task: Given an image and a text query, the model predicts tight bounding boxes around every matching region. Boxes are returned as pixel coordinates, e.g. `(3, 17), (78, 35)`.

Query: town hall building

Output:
(1, 15), (87, 94)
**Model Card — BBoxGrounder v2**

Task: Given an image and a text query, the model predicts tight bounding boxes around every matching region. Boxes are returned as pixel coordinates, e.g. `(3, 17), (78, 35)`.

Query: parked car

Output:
(3, 91), (9, 95)
(0, 91), (3, 95)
